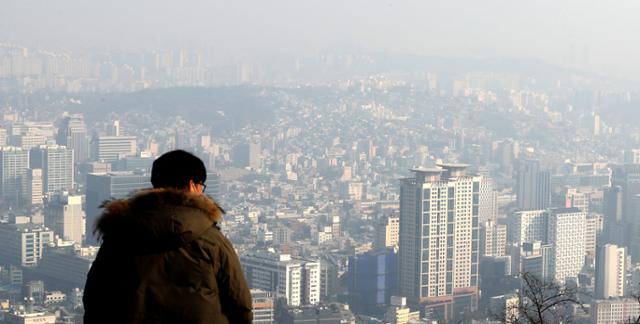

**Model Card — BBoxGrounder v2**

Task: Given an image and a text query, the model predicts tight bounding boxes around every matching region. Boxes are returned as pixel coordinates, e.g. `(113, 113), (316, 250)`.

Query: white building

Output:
(591, 298), (640, 324)
(241, 251), (321, 306)
(512, 210), (547, 245)
(547, 208), (586, 282)
(595, 244), (626, 299)
(398, 164), (481, 322)
(0, 219), (53, 267)
(44, 192), (85, 244)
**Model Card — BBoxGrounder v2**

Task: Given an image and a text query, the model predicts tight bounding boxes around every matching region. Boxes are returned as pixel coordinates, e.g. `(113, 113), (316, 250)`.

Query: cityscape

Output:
(2, 2), (640, 323)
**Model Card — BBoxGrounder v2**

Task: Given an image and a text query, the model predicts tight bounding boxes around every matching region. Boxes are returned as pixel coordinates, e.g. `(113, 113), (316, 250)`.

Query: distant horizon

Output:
(3, 0), (640, 81)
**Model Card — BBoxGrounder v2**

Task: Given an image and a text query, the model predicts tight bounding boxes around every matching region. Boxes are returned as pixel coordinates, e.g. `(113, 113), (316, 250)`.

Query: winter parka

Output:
(83, 188), (253, 323)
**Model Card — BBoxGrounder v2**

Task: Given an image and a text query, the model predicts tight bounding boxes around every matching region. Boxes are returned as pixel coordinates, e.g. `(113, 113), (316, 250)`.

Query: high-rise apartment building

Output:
(547, 208), (586, 282)
(85, 172), (150, 245)
(240, 251), (321, 307)
(512, 210), (547, 245)
(30, 145), (74, 194)
(398, 164), (480, 322)
(595, 244), (626, 299)
(515, 159), (550, 210)
(0, 146), (30, 208)
(57, 114), (90, 164)
(44, 192), (85, 244)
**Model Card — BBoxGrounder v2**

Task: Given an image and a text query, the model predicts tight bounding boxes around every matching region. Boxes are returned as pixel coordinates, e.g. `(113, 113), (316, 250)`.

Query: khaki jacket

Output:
(83, 188), (253, 323)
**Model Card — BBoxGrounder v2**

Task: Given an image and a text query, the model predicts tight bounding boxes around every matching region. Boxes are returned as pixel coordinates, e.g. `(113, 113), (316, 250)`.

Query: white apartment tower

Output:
(595, 244), (626, 299)
(240, 251), (321, 307)
(398, 164), (481, 321)
(547, 208), (586, 282)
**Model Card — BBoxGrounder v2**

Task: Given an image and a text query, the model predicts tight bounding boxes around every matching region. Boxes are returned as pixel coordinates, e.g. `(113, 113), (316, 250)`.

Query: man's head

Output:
(151, 150), (206, 193)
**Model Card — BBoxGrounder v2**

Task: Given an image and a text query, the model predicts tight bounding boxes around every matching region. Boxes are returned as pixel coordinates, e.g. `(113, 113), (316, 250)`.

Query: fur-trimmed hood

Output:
(94, 188), (224, 251)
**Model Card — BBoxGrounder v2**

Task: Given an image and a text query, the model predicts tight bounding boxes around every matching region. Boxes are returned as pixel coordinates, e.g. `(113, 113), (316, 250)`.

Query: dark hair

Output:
(151, 150), (206, 189)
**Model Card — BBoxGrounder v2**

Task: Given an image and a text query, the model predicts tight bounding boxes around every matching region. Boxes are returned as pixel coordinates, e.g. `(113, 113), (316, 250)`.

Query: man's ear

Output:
(187, 180), (197, 192)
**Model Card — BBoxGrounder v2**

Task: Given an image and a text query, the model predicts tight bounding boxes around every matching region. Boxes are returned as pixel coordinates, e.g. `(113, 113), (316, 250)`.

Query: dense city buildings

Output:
(0, 35), (639, 322)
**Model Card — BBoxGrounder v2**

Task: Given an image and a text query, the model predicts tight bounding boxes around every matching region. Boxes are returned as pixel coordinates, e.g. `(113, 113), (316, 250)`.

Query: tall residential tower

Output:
(398, 164), (481, 322)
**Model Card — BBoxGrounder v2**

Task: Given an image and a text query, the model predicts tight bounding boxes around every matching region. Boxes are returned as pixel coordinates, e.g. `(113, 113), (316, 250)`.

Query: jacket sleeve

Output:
(215, 232), (253, 324)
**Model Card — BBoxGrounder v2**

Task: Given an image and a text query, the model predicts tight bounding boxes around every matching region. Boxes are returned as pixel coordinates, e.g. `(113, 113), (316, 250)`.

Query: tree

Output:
(491, 272), (586, 324)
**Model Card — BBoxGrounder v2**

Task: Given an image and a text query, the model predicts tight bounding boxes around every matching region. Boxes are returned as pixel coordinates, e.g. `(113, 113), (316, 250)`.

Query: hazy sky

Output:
(2, 0), (639, 79)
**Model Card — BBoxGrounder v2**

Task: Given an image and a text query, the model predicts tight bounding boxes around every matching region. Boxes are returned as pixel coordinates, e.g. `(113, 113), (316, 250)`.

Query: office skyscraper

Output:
(85, 172), (150, 245)
(547, 208), (586, 282)
(0, 146), (30, 208)
(0, 219), (53, 267)
(30, 145), (74, 194)
(398, 164), (480, 322)
(57, 114), (90, 164)
(595, 244), (626, 299)
(515, 159), (550, 210)
(44, 192), (85, 244)
(603, 186), (624, 245)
